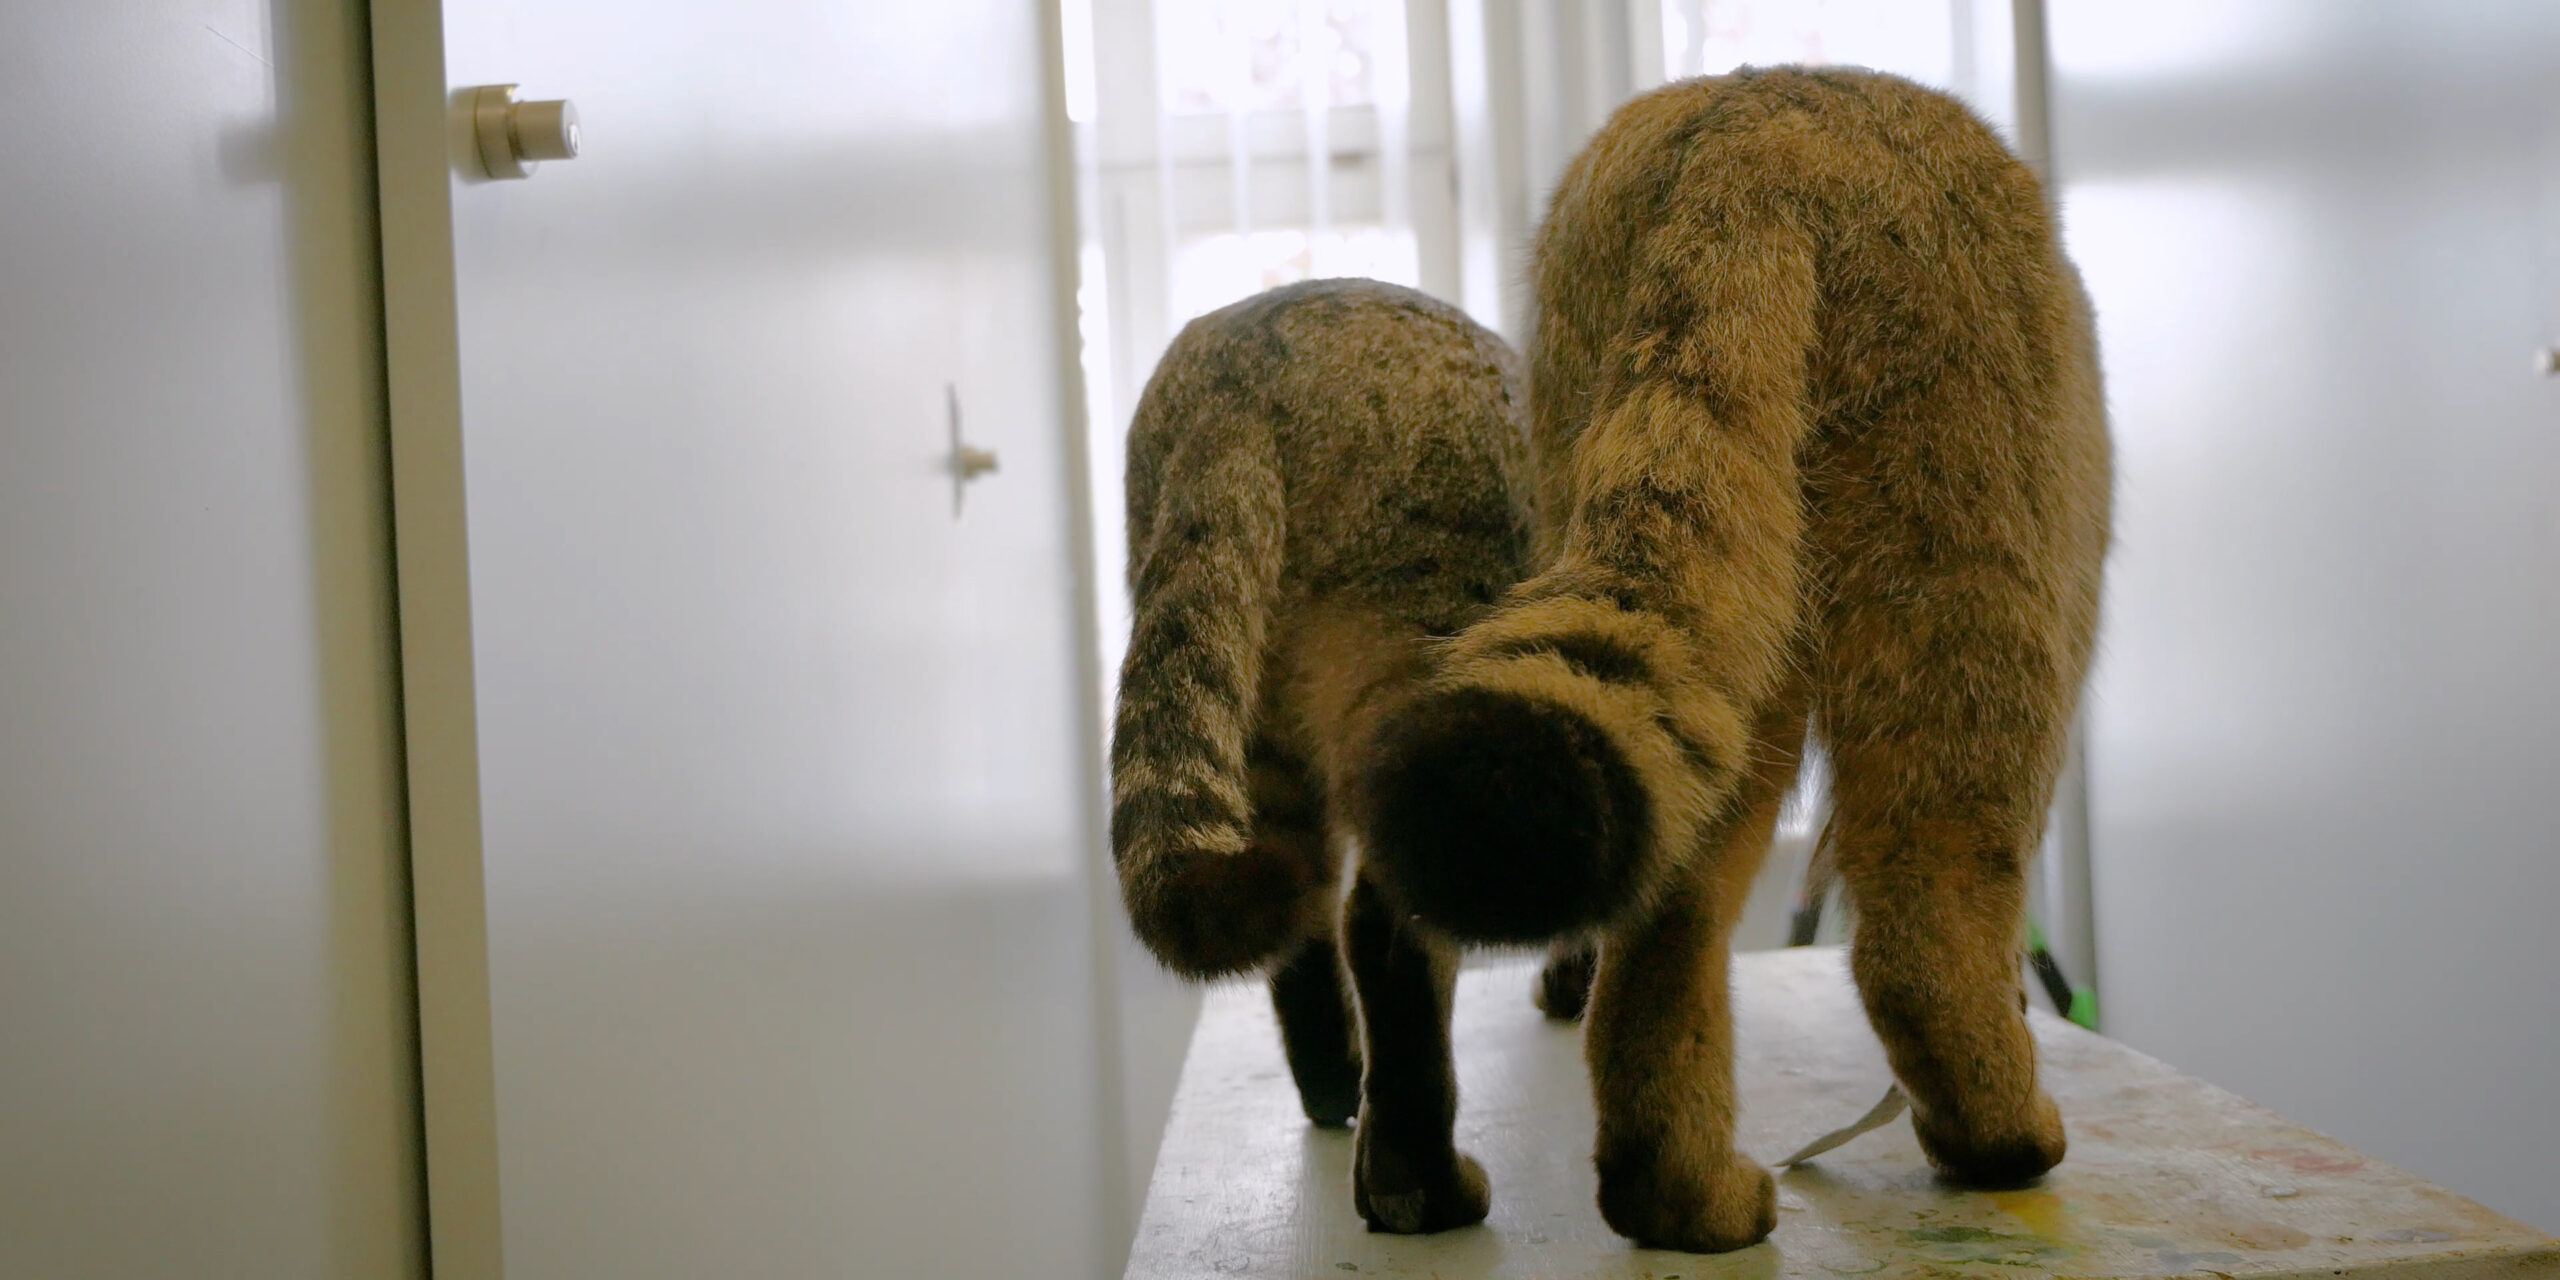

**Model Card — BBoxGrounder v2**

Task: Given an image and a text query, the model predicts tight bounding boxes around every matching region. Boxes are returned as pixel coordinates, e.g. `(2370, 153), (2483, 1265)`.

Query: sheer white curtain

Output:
(1061, 0), (2033, 706)
(1063, 0), (1473, 684)
(1654, 0), (2028, 144)
(1062, 0), (2027, 505)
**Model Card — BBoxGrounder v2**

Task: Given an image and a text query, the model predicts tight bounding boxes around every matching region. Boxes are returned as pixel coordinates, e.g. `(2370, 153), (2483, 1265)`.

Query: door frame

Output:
(369, 1), (506, 1273)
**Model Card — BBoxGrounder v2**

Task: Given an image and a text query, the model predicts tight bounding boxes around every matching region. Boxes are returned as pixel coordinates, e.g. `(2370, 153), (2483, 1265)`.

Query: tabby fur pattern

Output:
(1354, 67), (2112, 1252)
(1111, 277), (1532, 1219)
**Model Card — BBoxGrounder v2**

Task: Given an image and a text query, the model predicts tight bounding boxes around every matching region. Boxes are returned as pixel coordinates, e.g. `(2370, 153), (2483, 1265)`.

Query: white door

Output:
(2, 1), (420, 1274)
(372, 3), (1127, 1276)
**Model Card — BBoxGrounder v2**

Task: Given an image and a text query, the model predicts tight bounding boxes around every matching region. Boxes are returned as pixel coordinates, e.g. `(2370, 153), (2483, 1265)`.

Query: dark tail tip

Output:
(1354, 688), (1652, 943)
(1122, 842), (1318, 980)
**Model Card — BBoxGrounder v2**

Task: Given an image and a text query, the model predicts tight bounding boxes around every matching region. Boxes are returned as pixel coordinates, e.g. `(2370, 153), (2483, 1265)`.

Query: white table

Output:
(1127, 946), (2558, 1279)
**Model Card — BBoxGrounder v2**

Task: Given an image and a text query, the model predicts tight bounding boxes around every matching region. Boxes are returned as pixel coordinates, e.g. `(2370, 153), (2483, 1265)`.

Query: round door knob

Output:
(512, 98), (581, 162)
(472, 84), (580, 180)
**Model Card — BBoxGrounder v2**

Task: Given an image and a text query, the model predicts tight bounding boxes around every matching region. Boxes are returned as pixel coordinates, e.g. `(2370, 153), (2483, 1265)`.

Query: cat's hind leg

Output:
(1585, 689), (1804, 1253)
(1269, 932), (1360, 1127)
(1532, 938), (1597, 1021)
(1342, 871), (1488, 1234)
(1817, 584), (2085, 1186)
(1278, 604), (1489, 1217)
(1244, 740), (1363, 1126)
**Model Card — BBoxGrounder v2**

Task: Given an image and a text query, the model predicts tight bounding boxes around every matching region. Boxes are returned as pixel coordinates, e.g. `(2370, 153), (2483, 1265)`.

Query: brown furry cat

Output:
(1110, 278), (1533, 1196)
(1351, 67), (2112, 1252)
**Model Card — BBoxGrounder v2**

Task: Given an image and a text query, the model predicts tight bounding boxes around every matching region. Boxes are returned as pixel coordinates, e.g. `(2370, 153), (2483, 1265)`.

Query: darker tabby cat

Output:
(1110, 278), (1532, 1224)
(1351, 67), (2112, 1251)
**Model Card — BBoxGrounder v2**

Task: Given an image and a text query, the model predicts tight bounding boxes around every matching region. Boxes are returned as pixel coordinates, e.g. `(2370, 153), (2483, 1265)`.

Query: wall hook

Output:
(948, 384), (997, 517)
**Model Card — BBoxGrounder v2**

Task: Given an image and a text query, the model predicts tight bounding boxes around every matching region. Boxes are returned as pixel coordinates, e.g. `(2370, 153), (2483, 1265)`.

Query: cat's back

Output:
(1557, 66), (2036, 230)
(1537, 65), (2093, 464)
(1539, 67), (2055, 353)
(1130, 279), (1529, 603)
(1134, 278), (1518, 452)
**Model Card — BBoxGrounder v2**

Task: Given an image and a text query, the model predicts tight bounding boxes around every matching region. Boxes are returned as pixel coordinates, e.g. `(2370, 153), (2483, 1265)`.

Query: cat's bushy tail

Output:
(1354, 204), (1821, 945)
(1110, 425), (1314, 979)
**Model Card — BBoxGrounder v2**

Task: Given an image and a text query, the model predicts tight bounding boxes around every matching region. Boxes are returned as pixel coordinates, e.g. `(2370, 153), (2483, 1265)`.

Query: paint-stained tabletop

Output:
(1125, 946), (2557, 1279)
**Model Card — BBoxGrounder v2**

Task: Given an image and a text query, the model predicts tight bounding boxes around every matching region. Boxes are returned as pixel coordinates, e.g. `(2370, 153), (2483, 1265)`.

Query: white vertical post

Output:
(1625, 0), (1665, 92)
(1576, 0), (1631, 129)
(1517, 0), (1563, 230)
(1230, 108), (1256, 243)
(2007, 0), (2091, 1013)
(1445, 0), (1504, 330)
(1300, 0), (1333, 247)
(1148, 0), (1187, 326)
(1041, 0), (1139, 1262)
(1376, 0), (1415, 280)
(2010, 0), (2051, 180)
(1950, 0), (1978, 106)
(1663, 0), (1704, 80)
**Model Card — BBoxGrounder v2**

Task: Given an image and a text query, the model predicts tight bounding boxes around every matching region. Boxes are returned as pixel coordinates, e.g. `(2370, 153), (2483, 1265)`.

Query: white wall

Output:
(0, 0), (424, 1275)
(2051, 0), (2560, 1229)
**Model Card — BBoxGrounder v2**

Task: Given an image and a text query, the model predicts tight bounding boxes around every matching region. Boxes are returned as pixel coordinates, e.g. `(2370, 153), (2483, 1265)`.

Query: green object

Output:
(2066, 988), (2099, 1030)
(2024, 919), (2100, 1031)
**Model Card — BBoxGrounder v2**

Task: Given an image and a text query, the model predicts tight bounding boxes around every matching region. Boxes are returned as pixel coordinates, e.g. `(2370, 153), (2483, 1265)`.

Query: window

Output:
(1161, 0), (1397, 114)
(1064, 0), (1452, 685)
(1655, 0), (2021, 146)
(1066, 0), (2029, 695)
(1073, 0), (1438, 378)
(1169, 226), (1422, 325)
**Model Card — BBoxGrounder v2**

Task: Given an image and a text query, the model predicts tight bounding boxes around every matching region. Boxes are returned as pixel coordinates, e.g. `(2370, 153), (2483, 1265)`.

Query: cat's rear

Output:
(1111, 279), (1530, 1146)
(1111, 278), (1531, 978)
(1351, 68), (2109, 1250)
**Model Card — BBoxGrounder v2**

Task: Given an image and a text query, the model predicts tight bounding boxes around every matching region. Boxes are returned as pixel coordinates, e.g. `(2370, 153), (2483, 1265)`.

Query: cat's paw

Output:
(1292, 1053), (1361, 1129)
(1123, 843), (1316, 979)
(1914, 1089), (2066, 1188)
(1596, 1146), (1775, 1254)
(1354, 1128), (1491, 1234)
(1533, 942), (1597, 1021)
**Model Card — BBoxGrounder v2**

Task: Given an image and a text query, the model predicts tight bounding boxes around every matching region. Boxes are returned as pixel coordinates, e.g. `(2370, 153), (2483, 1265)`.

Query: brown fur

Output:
(1111, 279), (1532, 1159)
(1353, 67), (2111, 1251)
